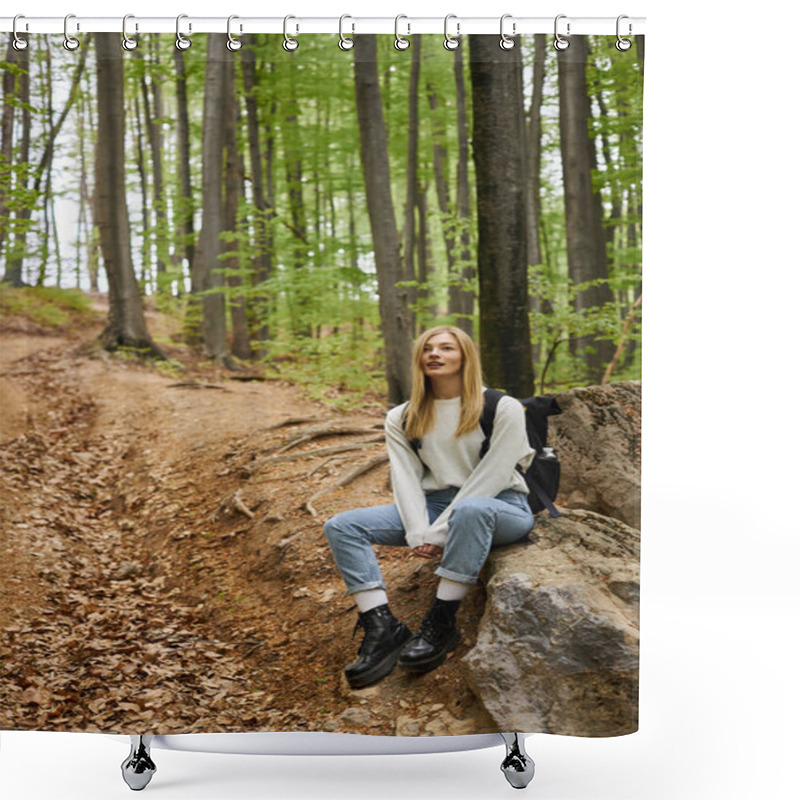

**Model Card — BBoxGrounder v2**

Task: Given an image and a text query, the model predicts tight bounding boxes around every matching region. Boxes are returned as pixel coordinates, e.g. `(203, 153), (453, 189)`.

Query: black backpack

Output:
(406, 388), (562, 517)
(479, 388), (562, 517)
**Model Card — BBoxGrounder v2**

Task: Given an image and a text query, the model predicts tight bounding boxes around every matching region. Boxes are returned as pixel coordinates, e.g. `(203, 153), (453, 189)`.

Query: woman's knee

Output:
(323, 514), (345, 544)
(449, 498), (494, 528)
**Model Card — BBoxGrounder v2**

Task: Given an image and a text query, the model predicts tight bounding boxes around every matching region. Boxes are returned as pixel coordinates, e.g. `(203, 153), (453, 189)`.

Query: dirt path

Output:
(0, 305), (492, 736)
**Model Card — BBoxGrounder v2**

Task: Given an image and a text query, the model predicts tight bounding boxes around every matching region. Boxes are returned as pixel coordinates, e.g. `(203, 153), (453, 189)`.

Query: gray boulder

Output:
(551, 381), (641, 529)
(463, 509), (639, 737)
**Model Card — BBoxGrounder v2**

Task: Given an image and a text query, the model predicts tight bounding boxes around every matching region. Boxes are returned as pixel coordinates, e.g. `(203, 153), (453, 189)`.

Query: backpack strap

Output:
(478, 388), (505, 458)
(528, 483), (561, 518)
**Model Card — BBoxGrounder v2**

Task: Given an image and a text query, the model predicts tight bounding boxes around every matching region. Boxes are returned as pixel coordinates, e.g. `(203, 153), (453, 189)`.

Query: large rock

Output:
(463, 509), (639, 737)
(551, 381), (641, 529)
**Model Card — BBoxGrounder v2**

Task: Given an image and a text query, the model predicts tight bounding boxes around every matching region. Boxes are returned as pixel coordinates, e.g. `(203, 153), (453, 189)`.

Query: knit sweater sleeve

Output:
(385, 406), (430, 549)
(422, 395), (533, 547)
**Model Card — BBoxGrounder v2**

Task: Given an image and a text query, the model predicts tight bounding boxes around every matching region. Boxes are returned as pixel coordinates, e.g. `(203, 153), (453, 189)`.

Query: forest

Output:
(1, 32), (643, 405)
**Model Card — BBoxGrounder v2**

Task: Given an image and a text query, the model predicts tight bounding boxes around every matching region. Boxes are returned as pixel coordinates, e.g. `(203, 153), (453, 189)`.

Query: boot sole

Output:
(345, 633), (413, 689)
(398, 631), (460, 674)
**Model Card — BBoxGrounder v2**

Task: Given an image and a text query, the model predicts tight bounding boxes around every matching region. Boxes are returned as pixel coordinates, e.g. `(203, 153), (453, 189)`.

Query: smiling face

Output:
(421, 332), (463, 381)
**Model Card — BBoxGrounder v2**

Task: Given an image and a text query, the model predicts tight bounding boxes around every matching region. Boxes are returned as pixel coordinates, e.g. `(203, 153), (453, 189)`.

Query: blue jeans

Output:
(323, 488), (534, 594)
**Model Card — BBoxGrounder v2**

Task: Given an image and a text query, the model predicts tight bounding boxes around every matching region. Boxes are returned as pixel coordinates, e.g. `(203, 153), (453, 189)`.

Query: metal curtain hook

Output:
(394, 15), (410, 51)
(616, 14), (632, 51)
(499, 13), (515, 50)
(283, 15), (299, 51)
(176, 14), (192, 50)
(63, 13), (80, 51)
(443, 14), (460, 51)
(122, 14), (138, 51)
(338, 14), (354, 50)
(227, 15), (242, 51)
(553, 14), (570, 51)
(12, 15), (29, 51)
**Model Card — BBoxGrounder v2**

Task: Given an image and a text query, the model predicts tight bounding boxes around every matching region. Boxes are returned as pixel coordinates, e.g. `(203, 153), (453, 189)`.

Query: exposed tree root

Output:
(252, 438), (383, 471)
(272, 423), (383, 455)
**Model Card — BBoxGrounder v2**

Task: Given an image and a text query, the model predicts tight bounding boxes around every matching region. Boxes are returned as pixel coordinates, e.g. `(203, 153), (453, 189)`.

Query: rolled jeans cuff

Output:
(434, 566), (480, 585)
(344, 579), (386, 596)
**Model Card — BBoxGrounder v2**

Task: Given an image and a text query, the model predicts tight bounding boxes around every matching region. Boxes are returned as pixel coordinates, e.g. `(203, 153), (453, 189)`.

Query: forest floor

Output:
(0, 294), (494, 737)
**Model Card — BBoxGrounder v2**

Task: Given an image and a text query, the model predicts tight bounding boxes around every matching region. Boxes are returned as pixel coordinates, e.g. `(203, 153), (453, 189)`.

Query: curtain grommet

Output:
(121, 14), (138, 51)
(338, 14), (355, 50)
(63, 13), (80, 51)
(175, 14), (192, 50)
(499, 14), (516, 50)
(553, 14), (570, 51)
(394, 15), (410, 51)
(443, 14), (460, 51)
(283, 15), (299, 51)
(12, 15), (29, 51)
(226, 15), (243, 51)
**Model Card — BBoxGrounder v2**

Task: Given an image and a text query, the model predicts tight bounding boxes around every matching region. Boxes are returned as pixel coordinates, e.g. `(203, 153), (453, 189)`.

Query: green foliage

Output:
(264, 327), (386, 410)
(1, 32), (642, 398)
(529, 267), (641, 390)
(0, 284), (95, 328)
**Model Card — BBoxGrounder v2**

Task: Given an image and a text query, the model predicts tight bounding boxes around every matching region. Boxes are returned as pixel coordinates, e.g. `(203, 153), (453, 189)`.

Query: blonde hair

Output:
(403, 326), (484, 441)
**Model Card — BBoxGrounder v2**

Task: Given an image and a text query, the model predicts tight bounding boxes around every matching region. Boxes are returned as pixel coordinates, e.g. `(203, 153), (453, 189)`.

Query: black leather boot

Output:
(397, 598), (461, 673)
(344, 604), (413, 689)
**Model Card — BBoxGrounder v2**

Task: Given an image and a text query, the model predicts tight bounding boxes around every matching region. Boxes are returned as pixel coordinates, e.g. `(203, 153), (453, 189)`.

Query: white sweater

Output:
(384, 394), (534, 549)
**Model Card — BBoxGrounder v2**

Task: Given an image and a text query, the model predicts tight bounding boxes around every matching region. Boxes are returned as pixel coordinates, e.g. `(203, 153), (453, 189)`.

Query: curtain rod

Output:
(1, 16), (646, 37)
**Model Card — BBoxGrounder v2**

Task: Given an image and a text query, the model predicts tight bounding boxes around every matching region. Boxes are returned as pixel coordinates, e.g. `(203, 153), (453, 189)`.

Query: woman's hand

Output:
(412, 544), (443, 560)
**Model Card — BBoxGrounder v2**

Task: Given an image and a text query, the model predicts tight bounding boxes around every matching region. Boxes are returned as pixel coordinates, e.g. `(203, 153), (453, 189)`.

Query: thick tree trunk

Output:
(93, 33), (163, 358)
(195, 34), (233, 366)
(557, 35), (615, 383)
(353, 35), (413, 406)
(450, 45), (474, 337)
(469, 35), (533, 397)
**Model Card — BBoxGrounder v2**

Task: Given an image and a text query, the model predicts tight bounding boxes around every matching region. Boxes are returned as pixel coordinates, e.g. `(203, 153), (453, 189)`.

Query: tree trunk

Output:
(450, 45), (474, 337)
(93, 33), (163, 357)
(241, 43), (275, 350)
(225, 84), (252, 360)
(141, 40), (168, 281)
(353, 35), (413, 406)
(173, 48), (195, 299)
(557, 35), (615, 383)
(282, 58), (310, 338)
(527, 34), (549, 365)
(469, 35), (533, 397)
(427, 79), (456, 321)
(194, 34), (233, 366)
(132, 92), (150, 285)
(4, 40), (31, 286)
(403, 34), (423, 327)
(526, 34), (546, 271)
(79, 66), (100, 291)
(0, 37), (17, 270)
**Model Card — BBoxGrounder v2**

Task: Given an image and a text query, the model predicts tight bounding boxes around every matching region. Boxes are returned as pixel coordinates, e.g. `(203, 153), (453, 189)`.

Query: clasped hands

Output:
(412, 543), (443, 560)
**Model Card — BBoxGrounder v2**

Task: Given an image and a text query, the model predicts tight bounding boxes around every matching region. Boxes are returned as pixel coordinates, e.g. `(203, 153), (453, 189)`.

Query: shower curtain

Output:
(0, 27), (643, 741)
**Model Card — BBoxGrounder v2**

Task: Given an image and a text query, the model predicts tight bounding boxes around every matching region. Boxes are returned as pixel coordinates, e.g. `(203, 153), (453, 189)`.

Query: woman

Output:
(324, 326), (534, 689)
